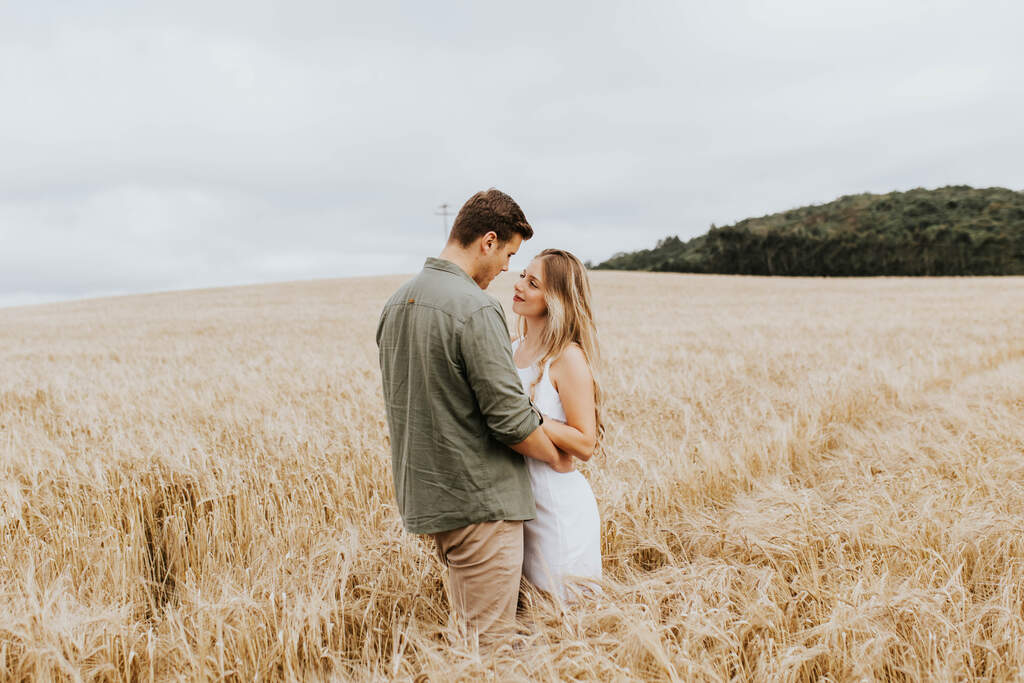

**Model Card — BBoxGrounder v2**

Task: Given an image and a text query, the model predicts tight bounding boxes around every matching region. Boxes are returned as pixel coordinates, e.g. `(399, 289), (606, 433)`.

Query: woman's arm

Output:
(542, 344), (598, 461)
(510, 426), (574, 473)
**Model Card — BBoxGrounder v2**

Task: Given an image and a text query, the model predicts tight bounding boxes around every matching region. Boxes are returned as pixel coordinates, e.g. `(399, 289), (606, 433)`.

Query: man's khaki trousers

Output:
(432, 520), (524, 644)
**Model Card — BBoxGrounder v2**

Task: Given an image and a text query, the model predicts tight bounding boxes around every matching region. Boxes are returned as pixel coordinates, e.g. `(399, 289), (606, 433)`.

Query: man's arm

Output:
(509, 425), (574, 473)
(461, 304), (570, 470)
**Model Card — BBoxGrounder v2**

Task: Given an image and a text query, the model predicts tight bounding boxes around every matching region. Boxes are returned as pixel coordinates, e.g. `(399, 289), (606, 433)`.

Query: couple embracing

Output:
(376, 188), (604, 645)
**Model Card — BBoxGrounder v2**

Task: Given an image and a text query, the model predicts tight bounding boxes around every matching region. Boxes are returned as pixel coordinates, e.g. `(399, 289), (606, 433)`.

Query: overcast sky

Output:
(2, 0), (1022, 307)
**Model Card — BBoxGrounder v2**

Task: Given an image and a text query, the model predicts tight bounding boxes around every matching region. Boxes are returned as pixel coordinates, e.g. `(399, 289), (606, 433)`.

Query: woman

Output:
(511, 248), (603, 601)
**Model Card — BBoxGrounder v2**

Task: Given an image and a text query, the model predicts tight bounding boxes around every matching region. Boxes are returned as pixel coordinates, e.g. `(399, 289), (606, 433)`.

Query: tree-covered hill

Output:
(595, 186), (1024, 276)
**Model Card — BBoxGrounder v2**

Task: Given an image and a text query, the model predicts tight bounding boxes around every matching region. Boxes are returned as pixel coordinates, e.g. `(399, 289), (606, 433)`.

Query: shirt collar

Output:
(424, 257), (479, 288)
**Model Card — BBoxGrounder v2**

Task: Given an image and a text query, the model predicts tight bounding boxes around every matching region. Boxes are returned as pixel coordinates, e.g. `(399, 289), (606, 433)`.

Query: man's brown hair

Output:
(449, 188), (533, 246)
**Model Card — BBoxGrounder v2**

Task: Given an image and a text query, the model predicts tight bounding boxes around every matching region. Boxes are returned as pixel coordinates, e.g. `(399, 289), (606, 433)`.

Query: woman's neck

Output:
(520, 318), (547, 354)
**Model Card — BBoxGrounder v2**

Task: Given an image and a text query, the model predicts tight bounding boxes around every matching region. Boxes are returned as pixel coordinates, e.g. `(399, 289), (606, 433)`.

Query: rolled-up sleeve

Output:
(460, 304), (540, 445)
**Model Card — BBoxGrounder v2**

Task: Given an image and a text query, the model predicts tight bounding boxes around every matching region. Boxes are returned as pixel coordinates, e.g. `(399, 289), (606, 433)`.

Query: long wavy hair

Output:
(515, 249), (605, 449)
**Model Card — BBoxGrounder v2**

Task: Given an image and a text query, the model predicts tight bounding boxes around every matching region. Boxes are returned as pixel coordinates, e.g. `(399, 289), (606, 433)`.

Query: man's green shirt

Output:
(376, 257), (538, 535)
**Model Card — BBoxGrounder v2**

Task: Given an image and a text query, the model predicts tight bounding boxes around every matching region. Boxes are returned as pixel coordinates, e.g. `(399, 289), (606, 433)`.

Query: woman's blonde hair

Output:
(516, 249), (605, 449)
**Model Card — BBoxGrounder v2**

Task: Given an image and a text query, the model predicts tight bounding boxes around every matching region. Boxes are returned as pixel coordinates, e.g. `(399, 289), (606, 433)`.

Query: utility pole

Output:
(435, 203), (453, 240)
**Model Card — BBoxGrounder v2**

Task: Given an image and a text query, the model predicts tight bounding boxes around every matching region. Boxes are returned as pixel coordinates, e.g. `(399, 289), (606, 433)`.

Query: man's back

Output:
(376, 257), (537, 535)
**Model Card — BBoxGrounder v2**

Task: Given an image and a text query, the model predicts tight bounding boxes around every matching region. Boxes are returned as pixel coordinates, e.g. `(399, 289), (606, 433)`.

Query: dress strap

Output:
(541, 356), (555, 382)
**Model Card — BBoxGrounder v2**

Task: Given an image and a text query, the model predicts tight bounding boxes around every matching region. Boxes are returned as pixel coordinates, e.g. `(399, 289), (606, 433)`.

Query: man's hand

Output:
(510, 425), (561, 468)
(548, 448), (574, 473)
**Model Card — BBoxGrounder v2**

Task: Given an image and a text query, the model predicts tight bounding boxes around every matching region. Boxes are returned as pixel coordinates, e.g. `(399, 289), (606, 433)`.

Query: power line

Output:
(435, 203), (453, 240)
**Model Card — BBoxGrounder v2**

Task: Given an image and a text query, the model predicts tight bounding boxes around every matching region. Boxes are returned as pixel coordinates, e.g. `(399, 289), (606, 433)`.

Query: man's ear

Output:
(480, 231), (499, 254)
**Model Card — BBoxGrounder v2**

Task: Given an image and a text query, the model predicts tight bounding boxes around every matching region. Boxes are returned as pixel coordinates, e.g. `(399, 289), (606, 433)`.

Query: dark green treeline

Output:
(595, 186), (1024, 276)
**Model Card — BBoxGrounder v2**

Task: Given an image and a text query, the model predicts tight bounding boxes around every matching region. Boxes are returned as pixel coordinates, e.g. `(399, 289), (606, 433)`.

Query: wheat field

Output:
(1, 271), (1023, 681)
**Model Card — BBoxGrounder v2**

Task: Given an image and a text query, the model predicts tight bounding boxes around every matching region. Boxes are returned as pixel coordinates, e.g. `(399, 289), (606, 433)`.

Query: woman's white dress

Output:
(513, 340), (602, 600)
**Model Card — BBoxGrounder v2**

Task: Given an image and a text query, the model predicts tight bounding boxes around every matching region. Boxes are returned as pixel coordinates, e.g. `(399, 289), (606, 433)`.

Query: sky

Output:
(2, 0), (1023, 308)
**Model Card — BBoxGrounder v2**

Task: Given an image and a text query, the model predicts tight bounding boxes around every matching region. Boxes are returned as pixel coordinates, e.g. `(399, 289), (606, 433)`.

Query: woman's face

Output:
(512, 258), (548, 318)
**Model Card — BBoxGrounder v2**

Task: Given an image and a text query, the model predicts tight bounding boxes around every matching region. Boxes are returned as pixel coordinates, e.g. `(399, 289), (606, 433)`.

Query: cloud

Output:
(2, 0), (1022, 307)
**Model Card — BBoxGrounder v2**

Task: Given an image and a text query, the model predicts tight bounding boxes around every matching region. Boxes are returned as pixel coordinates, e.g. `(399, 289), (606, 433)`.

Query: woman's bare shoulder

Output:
(550, 343), (591, 380)
(554, 342), (585, 363)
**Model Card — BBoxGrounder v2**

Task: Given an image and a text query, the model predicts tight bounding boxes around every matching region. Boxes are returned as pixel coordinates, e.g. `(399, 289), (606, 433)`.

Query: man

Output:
(376, 188), (570, 645)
